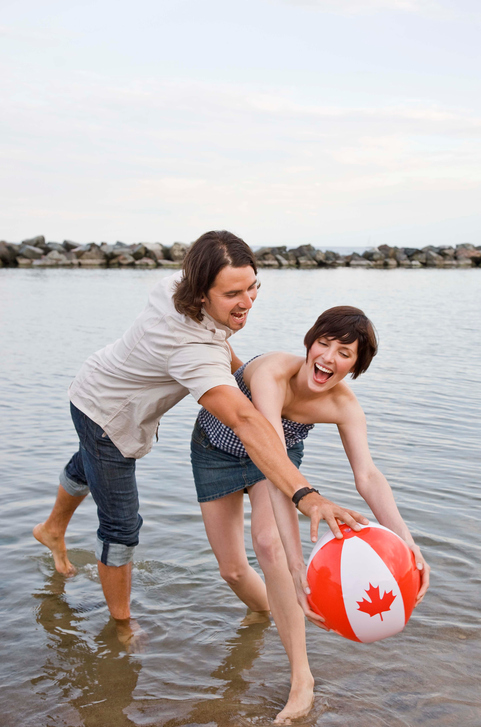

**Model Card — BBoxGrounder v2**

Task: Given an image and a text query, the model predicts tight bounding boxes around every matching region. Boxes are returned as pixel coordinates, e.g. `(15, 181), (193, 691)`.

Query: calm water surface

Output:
(0, 267), (480, 727)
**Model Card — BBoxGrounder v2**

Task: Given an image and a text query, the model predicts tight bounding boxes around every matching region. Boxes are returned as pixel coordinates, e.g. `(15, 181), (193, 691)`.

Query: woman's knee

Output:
(253, 528), (284, 566)
(218, 561), (250, 586)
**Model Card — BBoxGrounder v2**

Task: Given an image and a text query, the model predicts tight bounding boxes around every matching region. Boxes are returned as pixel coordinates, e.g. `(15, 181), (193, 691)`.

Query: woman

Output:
(190, 306), (430, 725)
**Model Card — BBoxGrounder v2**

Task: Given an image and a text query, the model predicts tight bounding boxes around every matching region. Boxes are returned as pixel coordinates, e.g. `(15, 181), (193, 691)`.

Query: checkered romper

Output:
(197, 356), (314, 458)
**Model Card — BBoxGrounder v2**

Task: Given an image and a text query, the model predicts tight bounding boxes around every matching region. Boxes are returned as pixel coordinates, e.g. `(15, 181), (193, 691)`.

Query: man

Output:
(34, 230), (367, 638)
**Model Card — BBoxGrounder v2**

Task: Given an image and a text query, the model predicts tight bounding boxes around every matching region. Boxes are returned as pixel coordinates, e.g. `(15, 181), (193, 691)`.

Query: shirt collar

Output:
(200, 308), (234, 339)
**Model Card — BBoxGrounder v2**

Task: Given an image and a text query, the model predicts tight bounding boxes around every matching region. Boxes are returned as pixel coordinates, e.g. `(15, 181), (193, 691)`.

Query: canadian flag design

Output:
(307, 522), (420, 643)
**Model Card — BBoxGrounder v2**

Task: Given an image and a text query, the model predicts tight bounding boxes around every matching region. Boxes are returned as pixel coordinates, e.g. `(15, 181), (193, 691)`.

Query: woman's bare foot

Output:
(115, 618), (147, 653)
(33, 522), (76, 577)
(273, 675), (315, 725)
(241, 608), (271, 626)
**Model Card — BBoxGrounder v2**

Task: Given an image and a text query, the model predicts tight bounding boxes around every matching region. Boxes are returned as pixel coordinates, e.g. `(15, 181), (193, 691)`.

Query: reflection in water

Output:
(32, 571), (141, 727)
(161, 617), (272, 727)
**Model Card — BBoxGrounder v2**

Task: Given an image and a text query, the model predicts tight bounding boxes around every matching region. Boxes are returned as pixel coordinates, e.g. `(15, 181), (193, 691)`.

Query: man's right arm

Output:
(198, 385), (368, 543)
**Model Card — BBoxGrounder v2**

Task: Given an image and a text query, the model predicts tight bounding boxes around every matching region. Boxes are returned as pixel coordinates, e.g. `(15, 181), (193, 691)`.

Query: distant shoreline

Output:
(1, 236), (480, 269)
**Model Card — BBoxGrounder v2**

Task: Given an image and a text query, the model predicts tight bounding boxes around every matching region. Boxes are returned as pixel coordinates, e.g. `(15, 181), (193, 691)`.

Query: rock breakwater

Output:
(1, 236), (480, 269)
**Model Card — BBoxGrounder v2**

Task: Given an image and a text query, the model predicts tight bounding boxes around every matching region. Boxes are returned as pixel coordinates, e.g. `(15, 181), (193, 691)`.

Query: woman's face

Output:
(306, 336), (358, 391)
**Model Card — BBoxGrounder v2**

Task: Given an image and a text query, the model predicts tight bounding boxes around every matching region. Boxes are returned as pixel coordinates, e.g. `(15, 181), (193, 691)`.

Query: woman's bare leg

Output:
(248, 481), (314, 724)
(33, 484), (87, 576)
(200, 491), (269, 613)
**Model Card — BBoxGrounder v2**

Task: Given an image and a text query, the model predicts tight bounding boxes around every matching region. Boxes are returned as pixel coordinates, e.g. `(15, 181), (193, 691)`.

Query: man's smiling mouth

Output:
(231, 310), (247, 321)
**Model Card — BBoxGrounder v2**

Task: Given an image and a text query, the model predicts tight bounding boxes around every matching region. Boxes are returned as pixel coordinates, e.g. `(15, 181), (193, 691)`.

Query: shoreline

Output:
(1, 236), (480, 269)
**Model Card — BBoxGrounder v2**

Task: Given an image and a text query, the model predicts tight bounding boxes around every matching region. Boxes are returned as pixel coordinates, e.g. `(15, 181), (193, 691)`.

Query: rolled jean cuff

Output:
(95, 536), (136, 567)
(60, 466), (90, 497)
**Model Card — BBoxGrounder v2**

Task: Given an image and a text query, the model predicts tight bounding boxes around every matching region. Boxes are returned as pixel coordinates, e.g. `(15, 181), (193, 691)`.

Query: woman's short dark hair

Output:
(303, 306), (378, 379)
(173, 230), (257, 321)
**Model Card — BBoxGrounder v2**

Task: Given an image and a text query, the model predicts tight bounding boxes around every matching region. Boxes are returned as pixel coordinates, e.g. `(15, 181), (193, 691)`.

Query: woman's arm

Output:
(337, 401), (430, 605)
(227, 342), (243, 374)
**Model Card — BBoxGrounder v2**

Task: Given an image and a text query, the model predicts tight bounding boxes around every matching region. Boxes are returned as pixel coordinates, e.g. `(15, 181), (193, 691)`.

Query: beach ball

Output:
(307, 522), (420, 643)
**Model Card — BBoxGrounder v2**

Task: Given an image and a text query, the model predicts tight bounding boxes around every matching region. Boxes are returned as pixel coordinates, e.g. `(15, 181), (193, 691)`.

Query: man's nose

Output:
(240, 292), (254, 309)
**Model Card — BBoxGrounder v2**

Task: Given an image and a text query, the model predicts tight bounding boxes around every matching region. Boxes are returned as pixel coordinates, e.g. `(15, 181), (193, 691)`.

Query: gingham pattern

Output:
(197, 356), (314, 458)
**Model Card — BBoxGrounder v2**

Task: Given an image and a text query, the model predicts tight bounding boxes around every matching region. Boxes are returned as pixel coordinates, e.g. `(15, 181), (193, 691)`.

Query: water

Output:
(0, 267), (480, 727)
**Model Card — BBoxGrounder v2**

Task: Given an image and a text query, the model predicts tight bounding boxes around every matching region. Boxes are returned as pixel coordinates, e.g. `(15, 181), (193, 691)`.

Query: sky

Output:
(1, 0), (481, 249)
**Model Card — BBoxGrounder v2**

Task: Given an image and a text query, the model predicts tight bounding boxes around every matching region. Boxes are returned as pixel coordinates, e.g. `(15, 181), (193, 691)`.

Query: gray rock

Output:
(313, 250), (326, 264)
(31, 250), (71, 267)
(425, 250), (444, 267)
(0, 241), (17, 265)
(16, 257), (33, 267)
(45, 249), (72, 266)
(290, 245), (316, 261)
(79, 245), (108, 266)
(255, 247), (273, 259)
(411, 251), (427, 264)
(455, 256), (475, 267)
(257, 259), (280, 268)
(377, 245), (396, 259)
(363, 248), (385, 262)
(46, 242), (67, 254)
(144, 243), (164, 261)
(275, 254), (290, 267)
(18, 244), (44, 260)
(131, 244), (147, 260)
(349, 255), (372, 268)
(455, 246), (481, 264)
(168, 242), (189, 262)
(71, 244), (92, 258)
(79, 244), (106, 262)
(62, 240), (79, 251)
(297, 256), (318, 268)
(404, 248), (422, 258)
(438, 246), (455, 258)
(99, 243), (117, 259)
(115, 254), (135, 266)
(22, 235), (46, 248)
(134, 257), (157, 268)
(383, 258), (398, 268)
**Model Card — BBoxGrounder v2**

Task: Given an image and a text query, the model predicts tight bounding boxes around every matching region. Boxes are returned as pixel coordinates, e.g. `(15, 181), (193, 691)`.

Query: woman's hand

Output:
(408, 542), (430, 606)
(291, 565), (330, 630)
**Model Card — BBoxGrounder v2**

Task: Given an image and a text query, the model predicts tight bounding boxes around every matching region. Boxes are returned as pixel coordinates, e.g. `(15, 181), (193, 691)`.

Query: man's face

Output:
(202, 265), (258, 331)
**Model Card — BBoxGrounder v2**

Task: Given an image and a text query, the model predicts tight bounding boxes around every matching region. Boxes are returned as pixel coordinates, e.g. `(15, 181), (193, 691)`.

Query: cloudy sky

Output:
(1, 0), (480, 248)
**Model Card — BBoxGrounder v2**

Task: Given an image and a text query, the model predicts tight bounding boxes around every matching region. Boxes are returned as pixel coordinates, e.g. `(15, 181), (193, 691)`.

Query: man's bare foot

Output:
(115, 618), (147, 653)
(273, 676), (315, 725)
(241, 608), (271, 626)
(33, 522), (76, 577)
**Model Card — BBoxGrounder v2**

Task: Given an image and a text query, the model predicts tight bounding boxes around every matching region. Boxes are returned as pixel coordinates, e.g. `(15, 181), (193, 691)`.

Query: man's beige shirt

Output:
(69, 271), (238, 459)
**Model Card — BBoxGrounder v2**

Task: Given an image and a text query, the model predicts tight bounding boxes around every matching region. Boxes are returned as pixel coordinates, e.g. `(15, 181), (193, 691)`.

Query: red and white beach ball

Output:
(307, 522), (420, 643)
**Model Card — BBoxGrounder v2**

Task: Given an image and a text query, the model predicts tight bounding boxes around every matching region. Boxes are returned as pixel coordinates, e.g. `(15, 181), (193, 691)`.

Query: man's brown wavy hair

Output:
(173, 230), (257, 321)
(303, 306), (378, 379)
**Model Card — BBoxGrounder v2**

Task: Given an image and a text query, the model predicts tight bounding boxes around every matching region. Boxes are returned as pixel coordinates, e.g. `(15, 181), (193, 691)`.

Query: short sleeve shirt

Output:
(69, 271), (238, 458)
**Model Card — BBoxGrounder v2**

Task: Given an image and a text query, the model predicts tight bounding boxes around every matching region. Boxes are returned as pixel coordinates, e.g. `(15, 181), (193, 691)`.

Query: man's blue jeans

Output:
(60, 402), (143, 566)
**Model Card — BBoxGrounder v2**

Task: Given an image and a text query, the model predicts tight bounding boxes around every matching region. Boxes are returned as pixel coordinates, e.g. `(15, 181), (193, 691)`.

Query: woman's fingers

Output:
(408, 543), (430, 606)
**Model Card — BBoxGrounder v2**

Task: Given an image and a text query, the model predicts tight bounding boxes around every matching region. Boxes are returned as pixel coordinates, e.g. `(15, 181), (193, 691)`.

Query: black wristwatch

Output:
(292, 486), (320, 508)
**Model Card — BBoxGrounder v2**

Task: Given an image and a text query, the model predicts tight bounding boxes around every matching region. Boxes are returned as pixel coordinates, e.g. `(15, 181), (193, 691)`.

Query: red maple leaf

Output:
(357, 583), (396, 621)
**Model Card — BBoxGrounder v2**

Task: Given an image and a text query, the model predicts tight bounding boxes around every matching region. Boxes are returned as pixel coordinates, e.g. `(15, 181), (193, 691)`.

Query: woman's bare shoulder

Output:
(244, 352), (303, 383)
(308, 381), (363, 425)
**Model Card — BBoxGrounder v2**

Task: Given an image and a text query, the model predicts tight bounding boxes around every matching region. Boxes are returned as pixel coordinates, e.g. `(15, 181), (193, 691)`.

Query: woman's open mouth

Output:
(314, 362), (334, 384)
